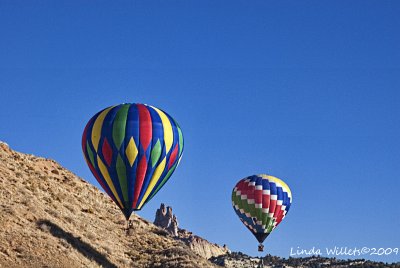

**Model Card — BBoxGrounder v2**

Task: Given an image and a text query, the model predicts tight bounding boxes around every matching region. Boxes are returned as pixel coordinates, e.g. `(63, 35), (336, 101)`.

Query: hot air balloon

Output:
(232, 174), (292, 252)
(82, 103), (184, 221)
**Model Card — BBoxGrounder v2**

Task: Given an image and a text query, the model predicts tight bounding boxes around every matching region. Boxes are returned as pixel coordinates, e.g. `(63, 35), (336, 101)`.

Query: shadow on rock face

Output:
(37, 219), (117, 268)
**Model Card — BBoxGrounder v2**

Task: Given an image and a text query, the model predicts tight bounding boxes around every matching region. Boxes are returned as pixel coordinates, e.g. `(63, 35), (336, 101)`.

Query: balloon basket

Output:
(258, 243), (264, 252)
(126, 220), (134, 236)
(257, 257), (264, 268)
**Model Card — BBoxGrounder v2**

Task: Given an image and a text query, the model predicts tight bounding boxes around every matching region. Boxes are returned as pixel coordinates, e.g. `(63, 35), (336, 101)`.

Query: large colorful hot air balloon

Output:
(82, 103), (184, 220)
(232, 174), (292, 251)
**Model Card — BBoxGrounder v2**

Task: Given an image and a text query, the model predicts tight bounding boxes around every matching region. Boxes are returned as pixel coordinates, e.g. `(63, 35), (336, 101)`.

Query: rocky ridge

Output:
(0, 141), (220, 267)
(153, 203), (230, 259)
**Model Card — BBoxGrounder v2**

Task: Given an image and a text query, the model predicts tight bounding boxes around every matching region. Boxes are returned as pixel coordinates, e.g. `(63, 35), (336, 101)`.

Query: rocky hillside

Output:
(0, 142), (222, 268)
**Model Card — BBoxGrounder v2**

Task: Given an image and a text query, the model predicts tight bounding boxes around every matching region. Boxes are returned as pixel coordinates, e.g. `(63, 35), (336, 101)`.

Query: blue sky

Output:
(1, 1), (399, 262)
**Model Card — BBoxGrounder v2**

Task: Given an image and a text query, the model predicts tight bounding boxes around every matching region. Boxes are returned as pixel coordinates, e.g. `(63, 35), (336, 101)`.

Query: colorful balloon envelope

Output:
(82, 103), (184, 220)
(232, 174), (292, 251)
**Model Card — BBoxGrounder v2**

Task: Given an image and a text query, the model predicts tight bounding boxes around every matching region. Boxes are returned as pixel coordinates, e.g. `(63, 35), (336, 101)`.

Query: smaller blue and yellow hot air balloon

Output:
(82, 103), (184, 220)
(232, 174), (292, 251)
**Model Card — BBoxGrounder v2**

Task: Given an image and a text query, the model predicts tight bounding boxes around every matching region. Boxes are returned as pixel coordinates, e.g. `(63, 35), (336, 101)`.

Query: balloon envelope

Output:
(232, 174), (292, 244)
(82, 103), (184, 219)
